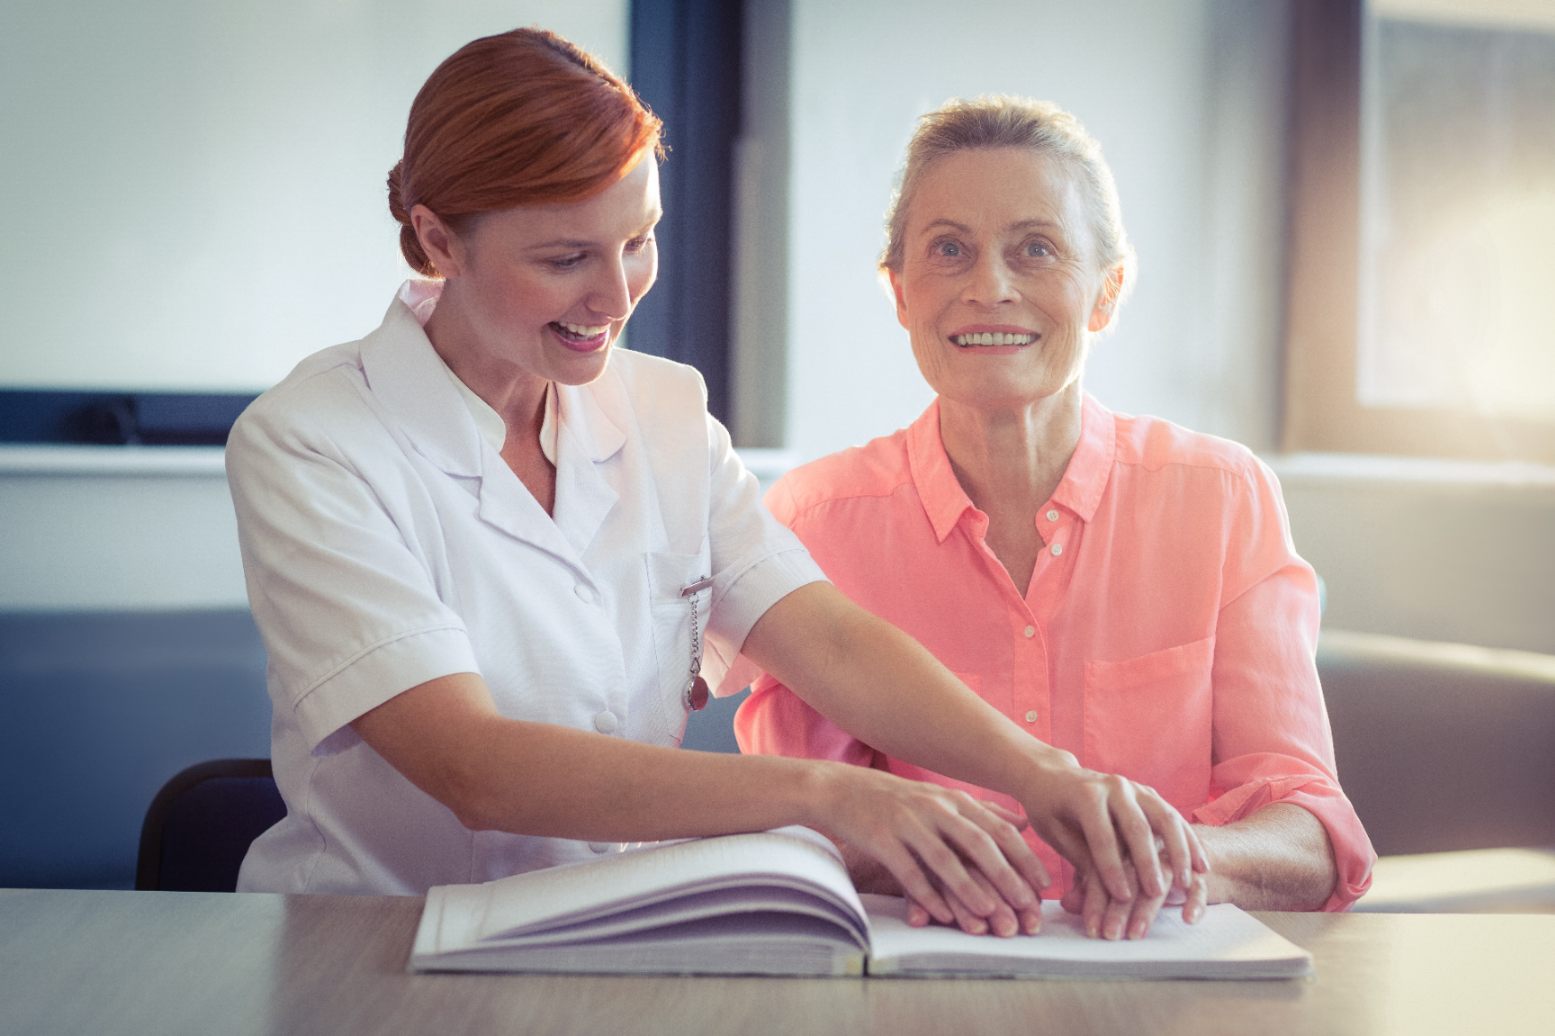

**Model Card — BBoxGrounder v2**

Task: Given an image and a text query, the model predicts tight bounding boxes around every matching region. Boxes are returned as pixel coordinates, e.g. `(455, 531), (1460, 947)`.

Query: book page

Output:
(476, 884), (864, 949)
(862, 895), (1312, 979)
(472, 827), (865, 944)
(411, 827), (874, 974)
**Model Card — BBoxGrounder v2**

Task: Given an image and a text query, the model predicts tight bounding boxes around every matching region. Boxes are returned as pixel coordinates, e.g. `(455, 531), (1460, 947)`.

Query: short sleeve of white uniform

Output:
(698, 409), (828, 697)
(226, 371), (479, 752)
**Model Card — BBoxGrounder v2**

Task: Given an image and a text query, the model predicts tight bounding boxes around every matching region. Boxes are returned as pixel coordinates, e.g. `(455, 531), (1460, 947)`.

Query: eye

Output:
(931, 237), (966, 259)
(625, 233), (654, 254)
(1021, 238), (1055, 260)
(546, 253), (587, 271)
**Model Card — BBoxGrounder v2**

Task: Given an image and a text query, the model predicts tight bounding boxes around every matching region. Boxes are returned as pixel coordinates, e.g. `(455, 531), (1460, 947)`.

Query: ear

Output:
(887, 267), (910, 330)
(410, 204), (466, 278)
(1087, 263), (1126, 333)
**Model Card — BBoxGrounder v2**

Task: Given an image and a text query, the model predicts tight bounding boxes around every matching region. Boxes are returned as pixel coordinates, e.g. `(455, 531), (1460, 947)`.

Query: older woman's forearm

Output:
(1198, 803), (1338, 910)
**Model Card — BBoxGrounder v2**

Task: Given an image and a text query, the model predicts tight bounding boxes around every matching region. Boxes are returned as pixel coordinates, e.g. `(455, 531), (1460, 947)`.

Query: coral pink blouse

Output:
(736, 395), (1374, 910)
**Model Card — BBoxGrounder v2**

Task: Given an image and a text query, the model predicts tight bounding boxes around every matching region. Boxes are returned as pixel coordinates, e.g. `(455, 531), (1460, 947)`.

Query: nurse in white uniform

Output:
(226, 27), (1204, 937)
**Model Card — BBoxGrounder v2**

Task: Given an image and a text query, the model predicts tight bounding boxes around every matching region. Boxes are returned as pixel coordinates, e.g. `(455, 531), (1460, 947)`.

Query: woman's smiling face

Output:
(889, 147), (1120, 412)
(428, 150), (663, 393)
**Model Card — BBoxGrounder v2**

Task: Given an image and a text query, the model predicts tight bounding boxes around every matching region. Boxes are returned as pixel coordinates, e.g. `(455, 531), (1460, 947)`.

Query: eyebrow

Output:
(528, 239), (596, 252)
(527, 213), (664, 253)
(1008, 219), (1063, 233)
(918, 217), (1064, 237)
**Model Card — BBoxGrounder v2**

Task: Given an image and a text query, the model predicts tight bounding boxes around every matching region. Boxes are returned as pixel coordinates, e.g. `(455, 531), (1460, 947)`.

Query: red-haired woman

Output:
(226, 28), (1203, 935)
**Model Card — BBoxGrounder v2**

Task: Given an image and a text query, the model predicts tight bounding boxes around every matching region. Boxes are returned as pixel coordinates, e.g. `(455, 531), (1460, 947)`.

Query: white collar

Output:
(397, 279), (560, 466)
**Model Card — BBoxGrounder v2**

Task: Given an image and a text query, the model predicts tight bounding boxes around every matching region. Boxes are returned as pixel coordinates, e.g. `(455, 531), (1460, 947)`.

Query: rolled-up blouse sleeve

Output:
(699, 416), (828, 696)
(1193, 460), (1376, 910)
(226, 397), (479, 753)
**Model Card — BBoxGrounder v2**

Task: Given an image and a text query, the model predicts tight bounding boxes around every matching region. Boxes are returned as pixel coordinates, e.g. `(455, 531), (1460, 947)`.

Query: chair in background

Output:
(0, 609), (272, 890)
(1320, 629), (1555, 912)
(135, 758), (284, 892)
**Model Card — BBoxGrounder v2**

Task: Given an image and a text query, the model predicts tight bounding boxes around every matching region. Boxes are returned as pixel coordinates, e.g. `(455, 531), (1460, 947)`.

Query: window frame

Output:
(1282, 0), (1555, 464)
(627, 0), (744, 427)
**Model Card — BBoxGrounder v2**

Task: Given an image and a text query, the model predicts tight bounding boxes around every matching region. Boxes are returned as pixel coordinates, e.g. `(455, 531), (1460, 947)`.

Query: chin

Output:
(551, 350), (614, 386)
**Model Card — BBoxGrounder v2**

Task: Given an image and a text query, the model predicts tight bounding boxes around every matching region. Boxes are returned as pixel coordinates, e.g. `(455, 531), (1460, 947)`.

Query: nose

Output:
(590, 256), (634, 321)
(962, 252), (1017, 307)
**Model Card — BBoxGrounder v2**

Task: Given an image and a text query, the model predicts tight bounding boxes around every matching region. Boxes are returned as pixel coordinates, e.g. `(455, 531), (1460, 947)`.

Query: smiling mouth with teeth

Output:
(949, 332), (1037, 347)
(552, 320), (612, 341)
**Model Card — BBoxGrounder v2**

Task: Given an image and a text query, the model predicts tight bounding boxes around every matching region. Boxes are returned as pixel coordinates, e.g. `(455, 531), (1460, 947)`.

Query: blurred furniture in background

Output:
(1319, 628), (1555, 912)
(0, 610), (271, 890)
(135, 758), (282, 892)
(6, 609), (1554, 914)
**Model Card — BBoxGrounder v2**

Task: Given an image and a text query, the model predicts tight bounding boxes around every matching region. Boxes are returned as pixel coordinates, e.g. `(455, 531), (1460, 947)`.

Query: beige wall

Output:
(1278, 459), (1555, 654)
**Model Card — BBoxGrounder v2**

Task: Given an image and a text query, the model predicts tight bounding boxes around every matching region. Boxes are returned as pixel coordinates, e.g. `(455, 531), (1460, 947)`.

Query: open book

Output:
(409, 827), (1312, 979)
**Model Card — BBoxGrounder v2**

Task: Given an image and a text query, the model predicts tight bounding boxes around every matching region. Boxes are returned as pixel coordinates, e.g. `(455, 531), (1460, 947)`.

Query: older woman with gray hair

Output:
(738, 97), (1376, 939)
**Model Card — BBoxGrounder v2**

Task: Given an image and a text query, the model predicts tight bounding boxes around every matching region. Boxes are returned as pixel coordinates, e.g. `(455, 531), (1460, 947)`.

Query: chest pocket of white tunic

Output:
(644, 550), (713, 743)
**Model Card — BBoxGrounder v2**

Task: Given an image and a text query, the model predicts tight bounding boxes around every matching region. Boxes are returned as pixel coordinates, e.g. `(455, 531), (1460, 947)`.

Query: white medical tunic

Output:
(228, 282), (824, 894)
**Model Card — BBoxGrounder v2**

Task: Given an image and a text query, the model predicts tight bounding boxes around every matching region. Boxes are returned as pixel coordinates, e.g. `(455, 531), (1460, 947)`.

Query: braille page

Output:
(863, 896), (1313, 979)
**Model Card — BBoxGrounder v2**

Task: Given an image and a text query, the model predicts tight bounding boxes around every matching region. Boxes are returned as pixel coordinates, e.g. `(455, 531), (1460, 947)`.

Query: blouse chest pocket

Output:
(1082, 635), (1215, 810)
(644, 549), (714, 745)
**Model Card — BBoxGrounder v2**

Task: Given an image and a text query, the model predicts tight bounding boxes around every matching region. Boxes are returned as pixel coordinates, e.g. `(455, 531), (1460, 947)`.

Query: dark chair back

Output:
(135, 758), (285, 892)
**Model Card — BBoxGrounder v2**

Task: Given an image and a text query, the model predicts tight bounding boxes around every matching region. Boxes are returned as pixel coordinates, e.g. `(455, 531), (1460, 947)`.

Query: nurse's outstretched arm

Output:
(352, 670), (1045, 934)
(738, 582), (1209, 909)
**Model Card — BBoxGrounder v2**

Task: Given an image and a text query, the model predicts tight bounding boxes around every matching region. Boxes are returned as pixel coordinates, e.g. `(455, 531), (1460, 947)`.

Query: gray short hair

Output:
(881, 96), (1135, 302)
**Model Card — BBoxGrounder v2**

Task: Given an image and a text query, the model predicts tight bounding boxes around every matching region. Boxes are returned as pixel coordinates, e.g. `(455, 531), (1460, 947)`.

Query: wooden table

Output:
(2, 889), (1552, 1035)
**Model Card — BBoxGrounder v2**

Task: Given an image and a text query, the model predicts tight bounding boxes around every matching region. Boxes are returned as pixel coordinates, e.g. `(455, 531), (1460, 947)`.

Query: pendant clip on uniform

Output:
(680, 576), (713, 711)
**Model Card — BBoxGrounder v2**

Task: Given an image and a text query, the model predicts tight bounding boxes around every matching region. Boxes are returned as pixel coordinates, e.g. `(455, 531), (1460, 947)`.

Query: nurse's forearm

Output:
(1196, 804), (1338, 911)
(354, 671), (824, 840)
(739, 583), (1076, 799)
(352, 670), (1050, 931)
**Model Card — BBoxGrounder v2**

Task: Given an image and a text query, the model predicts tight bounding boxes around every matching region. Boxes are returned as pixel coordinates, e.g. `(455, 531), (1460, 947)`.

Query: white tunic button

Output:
(1024, 710), (1039, 724)
(574, 584), (596, 604)
(589, 841), (614, 854)
(593, 711), (619, 734)
(1050, 542), (1063, 557)
(1046, 509), (1060, 522)
(1023, 625), (1036, 638)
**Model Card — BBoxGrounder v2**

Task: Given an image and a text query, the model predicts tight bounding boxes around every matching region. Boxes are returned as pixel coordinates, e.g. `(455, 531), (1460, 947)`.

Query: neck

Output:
(423, 282), (548, 448)
(938, 382), (1084, 516)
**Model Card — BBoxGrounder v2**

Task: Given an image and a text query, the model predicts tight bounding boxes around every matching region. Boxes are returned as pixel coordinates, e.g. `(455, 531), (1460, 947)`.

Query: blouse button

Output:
(1023, 625), (1036, 638)
(1050, 542), (1063, 557)
(1046, 509), (1060, 522)
(593, 711), (619, 734)
(589, 842), (614, 854)
(574, 583), (597, 604)
(1024, 710), (1039, 724)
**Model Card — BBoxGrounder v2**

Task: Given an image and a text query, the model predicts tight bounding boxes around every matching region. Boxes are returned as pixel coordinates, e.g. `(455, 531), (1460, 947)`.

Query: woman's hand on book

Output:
(902, 854), (1046, 937)
(816, 765), (1050, 935)
(1061, 848), (1210, 939)
(1017, 756), (1208, 911)
(839, 802), (1045, 937)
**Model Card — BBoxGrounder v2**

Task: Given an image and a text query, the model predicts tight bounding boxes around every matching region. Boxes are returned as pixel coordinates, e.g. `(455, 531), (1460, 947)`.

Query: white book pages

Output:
(861, 895), (1314, 979)
(419, 909), (867, 976)
(471, 827), (865, 944)
(409, 829), (1314, 980)
(410, 827), (872, 975)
